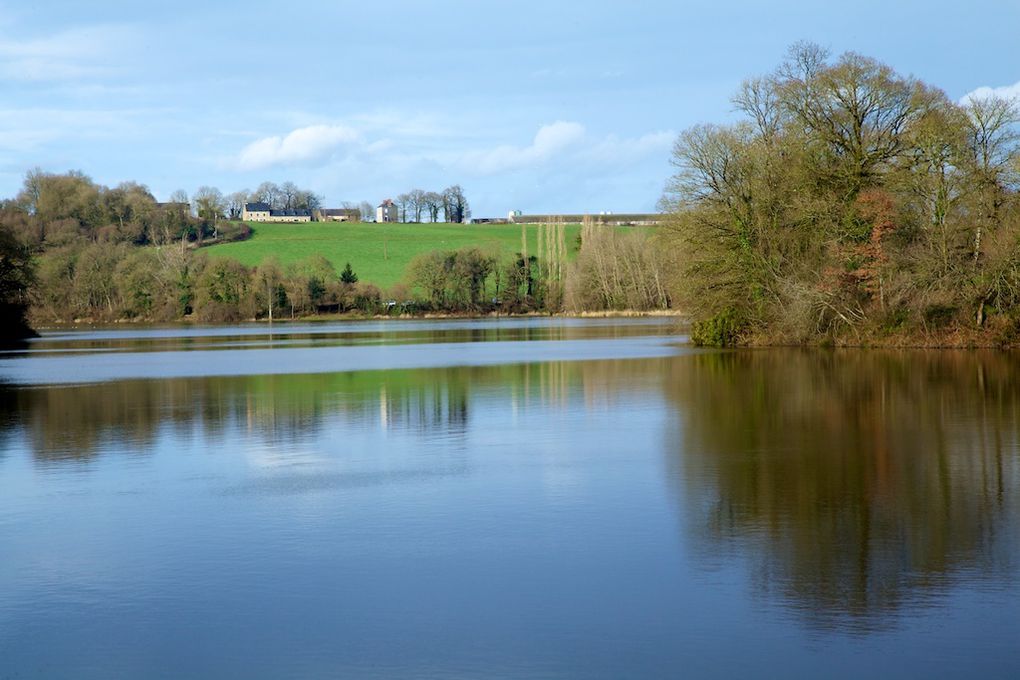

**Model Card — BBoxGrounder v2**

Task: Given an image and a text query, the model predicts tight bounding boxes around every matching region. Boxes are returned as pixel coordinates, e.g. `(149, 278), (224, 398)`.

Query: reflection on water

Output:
(2, 317), (674, 360)
(0, 318), (683, 383)
(664, 350), (1020, 632)
(1, 323), (1019, 678)
(0, 360), (663, 464)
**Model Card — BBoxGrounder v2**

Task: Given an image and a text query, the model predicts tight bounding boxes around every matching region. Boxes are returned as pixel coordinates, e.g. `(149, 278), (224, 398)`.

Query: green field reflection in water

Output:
(0, 320), (1017, 678)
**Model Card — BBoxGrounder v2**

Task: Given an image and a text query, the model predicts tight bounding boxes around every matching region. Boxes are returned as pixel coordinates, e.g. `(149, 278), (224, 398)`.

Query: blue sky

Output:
(1, 0), (1018, 216)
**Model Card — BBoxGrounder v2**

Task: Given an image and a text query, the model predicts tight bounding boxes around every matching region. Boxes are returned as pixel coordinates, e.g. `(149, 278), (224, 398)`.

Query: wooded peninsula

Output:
(661, 42), (1020, 347)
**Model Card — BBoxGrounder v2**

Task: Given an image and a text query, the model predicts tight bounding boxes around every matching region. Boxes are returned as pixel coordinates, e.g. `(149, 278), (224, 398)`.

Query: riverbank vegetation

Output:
(0, 170), (670, 326)
(661, 43), (1020, 346)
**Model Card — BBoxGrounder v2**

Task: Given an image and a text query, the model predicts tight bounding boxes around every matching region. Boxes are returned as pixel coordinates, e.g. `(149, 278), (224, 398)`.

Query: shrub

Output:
(690, 309), (744, 347)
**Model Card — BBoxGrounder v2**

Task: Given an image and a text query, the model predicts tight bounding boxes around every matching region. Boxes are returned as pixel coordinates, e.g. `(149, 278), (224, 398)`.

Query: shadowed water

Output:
(0, 319), (1018, 678)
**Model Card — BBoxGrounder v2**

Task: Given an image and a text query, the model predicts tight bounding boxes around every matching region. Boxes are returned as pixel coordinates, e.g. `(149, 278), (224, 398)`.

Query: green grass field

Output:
(204, 222), (582, 290)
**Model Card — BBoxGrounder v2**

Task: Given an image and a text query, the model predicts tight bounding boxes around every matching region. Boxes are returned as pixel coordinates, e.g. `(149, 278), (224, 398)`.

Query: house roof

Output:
(244, 202), (271, 212)
(270, 209), (312, 217)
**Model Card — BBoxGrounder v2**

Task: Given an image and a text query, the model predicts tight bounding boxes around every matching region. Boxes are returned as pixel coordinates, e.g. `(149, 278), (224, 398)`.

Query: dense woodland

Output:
(661, 43), (1020, 346)
(0, 170), (667, 334)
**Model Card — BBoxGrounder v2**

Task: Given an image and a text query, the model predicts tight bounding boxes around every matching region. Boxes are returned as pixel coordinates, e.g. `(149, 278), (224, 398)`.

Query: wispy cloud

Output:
(236, 124), (361, 170)
(0, 25), (136, 82)
(960, 80), (1020, 105)
(581, 130), (675, 165)
(457, 122), (672, 175)
(347, 110), (454, 139)
(0, 107), (156, 153)
(460, 121), (586, 174)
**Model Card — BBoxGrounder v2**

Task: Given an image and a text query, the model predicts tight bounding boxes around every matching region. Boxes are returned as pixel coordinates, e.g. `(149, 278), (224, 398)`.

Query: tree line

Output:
(5, 170), (205, 247)
(27, 243), (388, 324)
(18, 220), (668, 325)
(661, 43), (1020, 346)
(0, 212), (668, 332)
(392, 186), (471, 223)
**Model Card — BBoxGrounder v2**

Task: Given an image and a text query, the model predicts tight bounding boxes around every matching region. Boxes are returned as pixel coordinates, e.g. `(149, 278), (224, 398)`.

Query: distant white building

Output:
(376, 199), (398, 223)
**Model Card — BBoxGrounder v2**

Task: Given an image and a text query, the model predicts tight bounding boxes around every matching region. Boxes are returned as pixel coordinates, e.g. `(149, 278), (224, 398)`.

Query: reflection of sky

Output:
(0, 317), (689, 384)
(32, 317), (675, 343)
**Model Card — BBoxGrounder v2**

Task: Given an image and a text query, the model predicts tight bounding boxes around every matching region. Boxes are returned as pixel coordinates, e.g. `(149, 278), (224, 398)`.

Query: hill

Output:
(204, 221), (583, 289)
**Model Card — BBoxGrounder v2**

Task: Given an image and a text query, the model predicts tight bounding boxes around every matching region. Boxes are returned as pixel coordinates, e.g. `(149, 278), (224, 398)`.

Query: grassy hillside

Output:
(204, 222), (582, 289)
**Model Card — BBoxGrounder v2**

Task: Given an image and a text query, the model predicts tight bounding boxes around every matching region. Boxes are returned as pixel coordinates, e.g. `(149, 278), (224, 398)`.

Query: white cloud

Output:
(460, 121), (586, 174)
(458, 122), (672, 175)
(236, 124), (361, 170)
(221, 117), (675, 215)
(960, 80), (1020, 105)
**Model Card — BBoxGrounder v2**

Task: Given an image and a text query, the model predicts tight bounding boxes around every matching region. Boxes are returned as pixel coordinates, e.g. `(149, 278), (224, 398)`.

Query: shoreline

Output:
(29, 309), (686, 331)
(27, 313), (1017, 349)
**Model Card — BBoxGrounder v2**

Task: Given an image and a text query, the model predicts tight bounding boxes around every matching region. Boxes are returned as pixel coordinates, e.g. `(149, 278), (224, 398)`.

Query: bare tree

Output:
(226, 190), (248, 219)
(192, 186), (226, 241)
(962, 95), (1020, 271)
(778, 48), (936, 190)
(192, 186), (226, 222)
(254, 257), (285, 322)
(423, 191), (443, 222)
(442, 185), (470, 223)
(395, 193), (410, 222)
(18, 167), (45, 214)
(964, 95), (1020, 183)
(292, 189), (322, 210)
(280, 181), (299, 209)
(250, 182), (280, 209)
(407, 189), (426, 222)
(359, 201), (374, 222)
(732, 77), (782, 144)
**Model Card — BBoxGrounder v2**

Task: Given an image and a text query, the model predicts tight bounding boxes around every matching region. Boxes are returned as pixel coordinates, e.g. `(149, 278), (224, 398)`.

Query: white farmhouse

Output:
(376, 199), (398, 223)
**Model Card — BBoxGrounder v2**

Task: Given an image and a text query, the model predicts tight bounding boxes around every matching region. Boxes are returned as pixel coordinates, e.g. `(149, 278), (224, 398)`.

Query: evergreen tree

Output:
(340, 262), (358, 284)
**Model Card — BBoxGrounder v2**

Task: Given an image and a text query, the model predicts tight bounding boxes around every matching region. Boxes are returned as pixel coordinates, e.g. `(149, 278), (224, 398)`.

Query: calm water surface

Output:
(1, 318), (1018, 678)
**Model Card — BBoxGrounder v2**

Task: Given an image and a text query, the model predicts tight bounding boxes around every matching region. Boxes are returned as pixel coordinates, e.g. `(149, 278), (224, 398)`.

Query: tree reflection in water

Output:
(0, 369), (481, 463)
(0, 360), (607, 464)
(663, 350), (1020, 632)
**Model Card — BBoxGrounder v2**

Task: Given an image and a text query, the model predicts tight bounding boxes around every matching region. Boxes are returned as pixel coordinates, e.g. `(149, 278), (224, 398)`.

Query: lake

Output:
(1, 318), (1018, 678)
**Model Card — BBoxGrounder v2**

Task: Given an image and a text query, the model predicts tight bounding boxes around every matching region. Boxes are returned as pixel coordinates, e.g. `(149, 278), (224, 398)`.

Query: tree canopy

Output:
(662, 43), (1020, 346)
